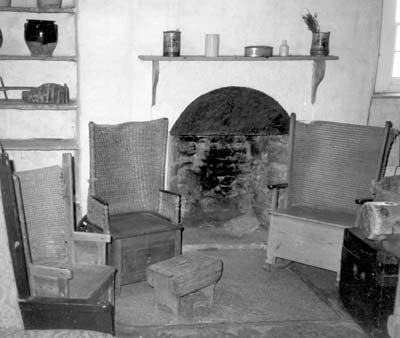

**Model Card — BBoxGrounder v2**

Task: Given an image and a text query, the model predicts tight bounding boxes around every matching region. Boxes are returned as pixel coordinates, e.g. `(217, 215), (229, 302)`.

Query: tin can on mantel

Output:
(163, 30), (181, 57)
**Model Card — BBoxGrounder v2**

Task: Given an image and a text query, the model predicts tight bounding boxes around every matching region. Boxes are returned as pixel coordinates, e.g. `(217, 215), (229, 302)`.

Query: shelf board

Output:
(138, 55), (339, 61)
(138, 54), (339, 105)
(0, 55), (77, 61)
(1, 138), (79, 151)
(0, 99), (77, 110)
(0, 6), (75, 13)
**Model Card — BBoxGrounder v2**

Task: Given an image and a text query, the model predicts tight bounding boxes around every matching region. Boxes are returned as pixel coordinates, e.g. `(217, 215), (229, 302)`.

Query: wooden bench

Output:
(146, 251), (223, 317)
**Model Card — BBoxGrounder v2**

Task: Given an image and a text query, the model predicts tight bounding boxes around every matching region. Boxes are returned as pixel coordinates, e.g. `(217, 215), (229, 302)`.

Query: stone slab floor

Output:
(114, 224), (382, 338)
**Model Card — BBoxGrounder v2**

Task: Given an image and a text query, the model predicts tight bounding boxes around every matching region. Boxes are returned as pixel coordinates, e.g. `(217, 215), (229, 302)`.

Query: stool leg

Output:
(153, 278), (181, 318)
(202, 283), (215, 306)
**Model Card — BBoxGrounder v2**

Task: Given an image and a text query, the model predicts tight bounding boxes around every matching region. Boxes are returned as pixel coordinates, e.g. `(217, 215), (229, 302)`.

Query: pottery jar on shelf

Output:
(24, 19), (58, 57)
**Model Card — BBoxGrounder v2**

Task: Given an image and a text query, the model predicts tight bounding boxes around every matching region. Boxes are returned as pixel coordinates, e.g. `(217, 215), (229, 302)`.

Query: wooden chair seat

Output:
(270, 206), (356, 228)
(69, 265), (116, 300)
(109, 212), (181, 239)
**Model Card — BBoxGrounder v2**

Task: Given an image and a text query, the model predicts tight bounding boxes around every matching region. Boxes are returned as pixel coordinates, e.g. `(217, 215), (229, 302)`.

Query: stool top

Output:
(147, 251), (222, 278)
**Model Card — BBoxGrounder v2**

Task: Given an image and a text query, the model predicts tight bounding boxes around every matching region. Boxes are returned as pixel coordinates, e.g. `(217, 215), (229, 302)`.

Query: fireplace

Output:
(169, 86), (290, 234)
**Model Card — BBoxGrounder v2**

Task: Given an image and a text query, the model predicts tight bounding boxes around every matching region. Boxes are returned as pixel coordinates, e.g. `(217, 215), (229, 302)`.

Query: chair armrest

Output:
(87, 195), (110, 233)
(159, 189), (181, 224)
(28, 263), (72, 298)
(29, 263), (72, 279)
(267, 182), (289, 190)
(267, 182), (288, 210)
(355, 198), (374, 205)
(72, 231), (111, 243)
(72, 231), (109, 265)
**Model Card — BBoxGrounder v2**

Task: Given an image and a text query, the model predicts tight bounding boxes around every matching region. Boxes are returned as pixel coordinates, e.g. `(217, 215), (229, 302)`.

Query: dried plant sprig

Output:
(302, 10), (320, 33)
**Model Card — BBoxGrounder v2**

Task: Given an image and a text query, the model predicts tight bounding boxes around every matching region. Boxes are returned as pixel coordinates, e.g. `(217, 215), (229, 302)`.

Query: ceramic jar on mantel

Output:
(310, 32), (330, 56)
(37, 0), (62, 9)
(24, 19), (58, 57)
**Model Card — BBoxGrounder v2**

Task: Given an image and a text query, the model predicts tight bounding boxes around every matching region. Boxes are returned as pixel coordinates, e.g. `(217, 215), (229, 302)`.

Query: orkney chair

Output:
(87, 118), (183, 293)
(266, 113), (396, 279)
(0, 150), (116, 334)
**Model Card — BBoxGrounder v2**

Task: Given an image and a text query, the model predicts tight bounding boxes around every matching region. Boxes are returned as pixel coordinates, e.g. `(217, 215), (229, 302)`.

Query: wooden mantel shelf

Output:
(138, 55), (339, 106)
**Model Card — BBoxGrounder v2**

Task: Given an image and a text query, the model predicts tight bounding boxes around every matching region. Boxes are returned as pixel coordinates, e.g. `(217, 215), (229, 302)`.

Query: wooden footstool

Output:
(146, 251), (223, 317)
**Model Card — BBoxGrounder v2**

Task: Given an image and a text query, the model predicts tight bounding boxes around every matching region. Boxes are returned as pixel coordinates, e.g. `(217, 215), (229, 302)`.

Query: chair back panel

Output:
(89, 118), (168, 215)
(17, 165), (69, 265)
(289, 120), (391, 213)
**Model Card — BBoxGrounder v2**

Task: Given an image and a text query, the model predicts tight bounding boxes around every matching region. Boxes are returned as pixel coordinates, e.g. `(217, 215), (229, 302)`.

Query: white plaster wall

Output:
(77, 0), (382, 211)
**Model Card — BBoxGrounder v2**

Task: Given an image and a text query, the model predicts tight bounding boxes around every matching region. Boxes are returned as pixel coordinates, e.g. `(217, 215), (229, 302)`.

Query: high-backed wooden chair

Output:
(86, 118), (183, 293)
(0, 150), (116, 334)
(266, 113), (397, 278)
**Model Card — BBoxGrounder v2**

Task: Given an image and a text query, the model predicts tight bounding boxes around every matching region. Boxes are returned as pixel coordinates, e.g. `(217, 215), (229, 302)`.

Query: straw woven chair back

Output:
(17, 165), (71, 267)
(288, 120), (392, 213)
(89, 118), (168, 216)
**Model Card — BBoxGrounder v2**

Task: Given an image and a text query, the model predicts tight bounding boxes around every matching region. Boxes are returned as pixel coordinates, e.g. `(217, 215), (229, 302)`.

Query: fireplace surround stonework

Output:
(169, 86), (290, 234)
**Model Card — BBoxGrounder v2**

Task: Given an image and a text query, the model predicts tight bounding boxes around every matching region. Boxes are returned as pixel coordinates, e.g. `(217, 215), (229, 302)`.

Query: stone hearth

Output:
(169, 86), (289, 235)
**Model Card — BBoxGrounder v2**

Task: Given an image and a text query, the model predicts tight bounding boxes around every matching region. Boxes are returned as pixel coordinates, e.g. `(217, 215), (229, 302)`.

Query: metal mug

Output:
(163, 30), (181, 57)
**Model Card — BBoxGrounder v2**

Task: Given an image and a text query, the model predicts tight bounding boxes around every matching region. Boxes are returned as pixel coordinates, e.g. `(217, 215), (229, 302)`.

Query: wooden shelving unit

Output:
(1, 138), (79, 151)
(0, 6), (74, 13)
(0, 55), (77, 61)
(0, 6), (79, 153)
(0, 99), (77, 110)
(138, 55), (339, 105)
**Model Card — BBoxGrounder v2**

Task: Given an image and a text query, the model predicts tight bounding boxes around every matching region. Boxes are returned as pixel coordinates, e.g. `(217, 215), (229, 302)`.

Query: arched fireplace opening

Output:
(169, 86), (290, 235)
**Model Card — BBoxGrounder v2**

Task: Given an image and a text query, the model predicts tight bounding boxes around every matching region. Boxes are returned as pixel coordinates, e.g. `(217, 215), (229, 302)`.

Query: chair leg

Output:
(264, 249), (277, 271)
(202, 283), (215, 306)
(264, 254), (292, 271)
(109, 239), (122, 295)
(108, 279), (115, 306)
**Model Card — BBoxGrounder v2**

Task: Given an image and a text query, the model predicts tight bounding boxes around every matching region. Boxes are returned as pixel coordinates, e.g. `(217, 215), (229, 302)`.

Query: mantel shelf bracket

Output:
(151, 60), (159, 106)
(142, 56), (335, 106)
(311, 59), (326, 104)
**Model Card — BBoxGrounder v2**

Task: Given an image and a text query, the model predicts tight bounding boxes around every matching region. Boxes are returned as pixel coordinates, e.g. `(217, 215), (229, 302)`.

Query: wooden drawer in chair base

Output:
(19, 298), (115, 335)
(108, 229), (182, 290)
(266, 212), (349, 276)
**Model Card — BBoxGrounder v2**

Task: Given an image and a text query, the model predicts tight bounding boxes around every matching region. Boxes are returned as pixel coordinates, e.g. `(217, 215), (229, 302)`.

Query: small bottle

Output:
(279, 40), (289, 57)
